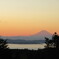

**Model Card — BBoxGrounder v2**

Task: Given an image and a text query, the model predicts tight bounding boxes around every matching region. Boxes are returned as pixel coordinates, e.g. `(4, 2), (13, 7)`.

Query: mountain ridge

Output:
(0, 30), (52, 44)
(31, 30), (52, 36)
(1, 30), (52, 40)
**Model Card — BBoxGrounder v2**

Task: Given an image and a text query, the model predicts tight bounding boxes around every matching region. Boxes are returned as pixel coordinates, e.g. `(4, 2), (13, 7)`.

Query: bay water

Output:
(8, 44), (46, 50)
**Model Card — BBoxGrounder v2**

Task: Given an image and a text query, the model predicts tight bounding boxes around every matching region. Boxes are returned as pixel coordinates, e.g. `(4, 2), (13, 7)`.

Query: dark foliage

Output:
(0, 48), (59, 59)
(45, 32), (59, 48)
(0, 38), (8, 49)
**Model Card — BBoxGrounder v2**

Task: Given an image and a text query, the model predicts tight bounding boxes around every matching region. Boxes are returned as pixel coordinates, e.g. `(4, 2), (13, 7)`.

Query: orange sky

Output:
(0, 0), (59, 36)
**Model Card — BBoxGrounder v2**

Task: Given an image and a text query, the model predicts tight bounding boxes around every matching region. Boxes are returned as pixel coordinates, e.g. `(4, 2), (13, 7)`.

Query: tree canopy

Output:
(45, 32), (59, 48)
(0, 38), (8, 49)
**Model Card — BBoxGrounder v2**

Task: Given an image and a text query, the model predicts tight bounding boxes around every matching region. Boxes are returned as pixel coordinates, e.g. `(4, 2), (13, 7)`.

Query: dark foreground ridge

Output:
(0, 48), (59, 59)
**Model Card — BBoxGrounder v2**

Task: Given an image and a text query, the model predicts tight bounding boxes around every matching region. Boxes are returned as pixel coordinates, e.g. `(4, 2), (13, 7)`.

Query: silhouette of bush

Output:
(45, 32), (59, 48)
(0, 38), (8, 49)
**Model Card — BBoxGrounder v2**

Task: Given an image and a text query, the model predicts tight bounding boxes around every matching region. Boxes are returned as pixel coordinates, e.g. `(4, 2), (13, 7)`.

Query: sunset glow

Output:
(0, 0), (59, 36)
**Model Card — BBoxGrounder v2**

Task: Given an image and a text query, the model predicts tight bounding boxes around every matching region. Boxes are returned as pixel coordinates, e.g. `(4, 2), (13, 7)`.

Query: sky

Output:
(0, 0), (59, 36)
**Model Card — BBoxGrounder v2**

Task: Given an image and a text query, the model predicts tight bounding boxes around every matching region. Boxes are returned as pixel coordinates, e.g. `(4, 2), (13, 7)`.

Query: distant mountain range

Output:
(0, 30), (52, 44)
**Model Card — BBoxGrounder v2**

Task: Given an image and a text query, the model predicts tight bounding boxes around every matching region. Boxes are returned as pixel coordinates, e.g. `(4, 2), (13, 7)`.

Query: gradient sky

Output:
(0, 0), (59, 36)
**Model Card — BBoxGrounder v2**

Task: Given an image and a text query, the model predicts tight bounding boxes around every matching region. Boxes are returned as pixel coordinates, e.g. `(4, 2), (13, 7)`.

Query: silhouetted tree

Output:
(45, 32), (59, 48)
(0, 38), (8, 49)
(45, 37), (50, 48)
(52, 32), (59, 48)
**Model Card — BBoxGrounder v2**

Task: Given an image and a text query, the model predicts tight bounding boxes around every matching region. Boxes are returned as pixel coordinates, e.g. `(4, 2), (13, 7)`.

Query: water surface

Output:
(8, 44), (46, 50)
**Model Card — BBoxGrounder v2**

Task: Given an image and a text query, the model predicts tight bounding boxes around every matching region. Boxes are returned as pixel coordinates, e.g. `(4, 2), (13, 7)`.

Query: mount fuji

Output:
(1, 30), (52, 44)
